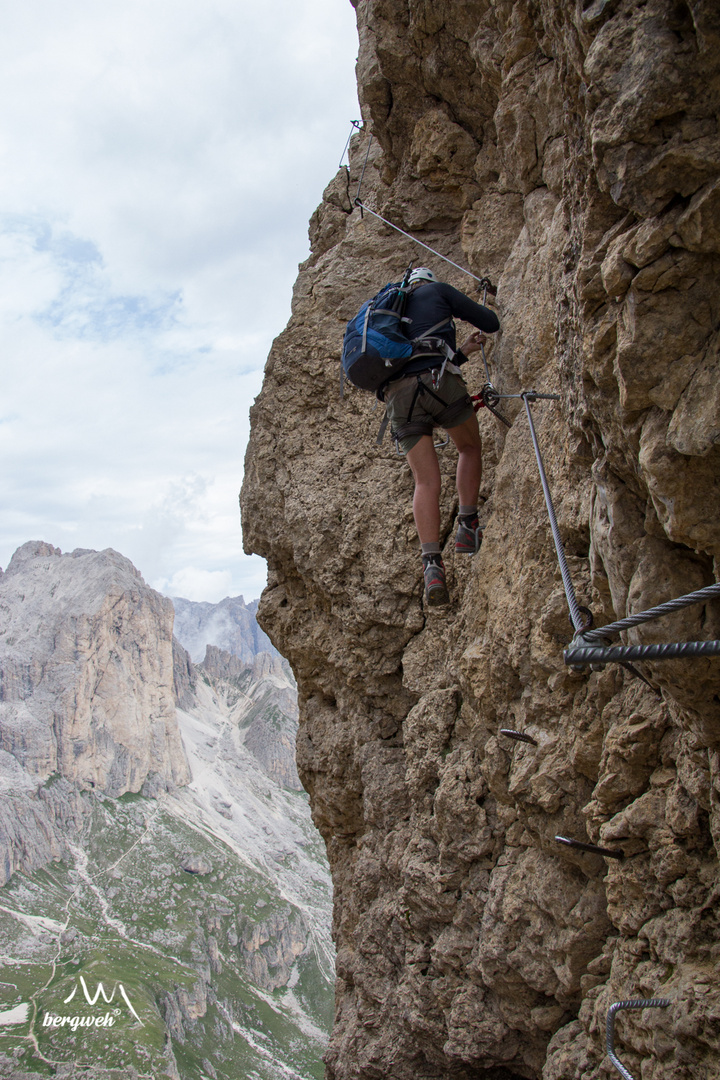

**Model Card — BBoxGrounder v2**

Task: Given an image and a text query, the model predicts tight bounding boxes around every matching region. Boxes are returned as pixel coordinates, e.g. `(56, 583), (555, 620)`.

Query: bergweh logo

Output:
(42, 976), (142, 1031)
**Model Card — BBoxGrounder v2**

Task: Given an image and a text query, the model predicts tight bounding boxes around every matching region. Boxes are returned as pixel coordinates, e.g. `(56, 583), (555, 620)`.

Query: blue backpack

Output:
(341, 280), (413, 393)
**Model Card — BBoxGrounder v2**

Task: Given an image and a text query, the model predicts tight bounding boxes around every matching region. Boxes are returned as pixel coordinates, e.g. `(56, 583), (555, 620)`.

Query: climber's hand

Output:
(460, 332), (486, 356)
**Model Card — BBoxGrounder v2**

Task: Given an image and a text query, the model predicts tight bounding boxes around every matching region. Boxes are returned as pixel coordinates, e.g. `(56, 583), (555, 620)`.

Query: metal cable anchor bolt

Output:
(607, 998), (671, 1080)
(554, 835), (624, 859)
(567, 631), (612, 672)
(499, 729), (538, 746)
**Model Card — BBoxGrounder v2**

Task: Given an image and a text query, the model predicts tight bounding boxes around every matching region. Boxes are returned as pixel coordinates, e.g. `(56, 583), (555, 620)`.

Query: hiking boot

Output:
(455, 514), (483, 554)
(422, 555), (449, 606)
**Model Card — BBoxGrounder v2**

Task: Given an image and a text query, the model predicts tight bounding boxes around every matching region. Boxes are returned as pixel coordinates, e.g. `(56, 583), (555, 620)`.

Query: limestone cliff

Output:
(0, 542), (190, 885)
(241, 2), (720, 1078)
(200, 644), (302, 789)
(0, 541), (189, 798)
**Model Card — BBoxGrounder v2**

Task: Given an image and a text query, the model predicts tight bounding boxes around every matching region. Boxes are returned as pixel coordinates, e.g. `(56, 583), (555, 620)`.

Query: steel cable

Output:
(339, 119), (364, 169)
(584, 583), (720, 642)
(354, 200), (489, 286)
(522, 394), (585, 632)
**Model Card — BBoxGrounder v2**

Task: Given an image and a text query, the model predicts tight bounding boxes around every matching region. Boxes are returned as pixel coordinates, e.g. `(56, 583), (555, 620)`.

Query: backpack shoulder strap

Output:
(411, 318), (452, 341)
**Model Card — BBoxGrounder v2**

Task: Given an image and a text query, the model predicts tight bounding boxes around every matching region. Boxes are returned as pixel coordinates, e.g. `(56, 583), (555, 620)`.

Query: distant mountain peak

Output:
(171, 595), (278, 664)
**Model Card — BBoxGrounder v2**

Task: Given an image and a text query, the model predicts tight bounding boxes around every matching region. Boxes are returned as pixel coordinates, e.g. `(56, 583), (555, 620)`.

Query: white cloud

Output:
(155, 566), (236, 605)
(0, 0), (359, 601)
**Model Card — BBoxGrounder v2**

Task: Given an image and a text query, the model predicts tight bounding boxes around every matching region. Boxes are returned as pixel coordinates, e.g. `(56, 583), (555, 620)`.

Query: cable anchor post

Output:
(564, 605), (606, 672)
(567, 632), (612, 672)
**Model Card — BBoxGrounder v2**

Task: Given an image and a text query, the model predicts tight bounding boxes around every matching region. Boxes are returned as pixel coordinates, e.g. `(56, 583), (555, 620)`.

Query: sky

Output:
(0, 0), (360, 603)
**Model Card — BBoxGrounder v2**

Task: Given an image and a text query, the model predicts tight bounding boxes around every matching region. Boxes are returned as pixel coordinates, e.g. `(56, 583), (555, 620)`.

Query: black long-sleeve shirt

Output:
(400, 281), (499, 377)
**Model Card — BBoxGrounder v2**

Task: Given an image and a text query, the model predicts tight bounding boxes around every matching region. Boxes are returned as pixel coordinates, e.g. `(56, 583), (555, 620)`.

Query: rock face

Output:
(0, 542), (190, 885)
(0, 542), (190, 797)
(241, 3), (720, 1079)
(237, 908), (311, 991)
(200, 645), (302, 789)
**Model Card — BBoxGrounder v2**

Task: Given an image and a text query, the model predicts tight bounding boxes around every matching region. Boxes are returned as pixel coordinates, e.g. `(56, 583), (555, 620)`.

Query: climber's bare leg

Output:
(406, 435), (441, 544)
(448, 413), (482, 507)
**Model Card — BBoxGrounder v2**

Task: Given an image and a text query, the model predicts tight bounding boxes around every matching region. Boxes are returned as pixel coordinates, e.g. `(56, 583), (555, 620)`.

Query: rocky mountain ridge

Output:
(172, 595), (278, 665)
(199, 645), (301, 790)
(0, 541), (189, 800)
(0, 542), (332, 1079)
(241, 2), (720, 1078)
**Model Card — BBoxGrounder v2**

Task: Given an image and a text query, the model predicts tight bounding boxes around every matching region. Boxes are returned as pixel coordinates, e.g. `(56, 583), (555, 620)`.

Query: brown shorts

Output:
(384, 370), (474, 454)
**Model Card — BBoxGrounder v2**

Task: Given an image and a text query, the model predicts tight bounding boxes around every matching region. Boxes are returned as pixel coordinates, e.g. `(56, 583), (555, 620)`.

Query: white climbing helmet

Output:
(407, 266), (438, 286)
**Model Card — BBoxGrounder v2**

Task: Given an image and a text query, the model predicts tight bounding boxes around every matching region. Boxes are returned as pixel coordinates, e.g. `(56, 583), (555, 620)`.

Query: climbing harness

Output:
(554, 835), (624, 860)
(382, 372), (473, 452)
(607, 999), (671, 1080)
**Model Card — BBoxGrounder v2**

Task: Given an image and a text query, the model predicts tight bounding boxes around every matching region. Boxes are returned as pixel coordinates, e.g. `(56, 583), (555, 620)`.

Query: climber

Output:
(382, 267), (500, 606)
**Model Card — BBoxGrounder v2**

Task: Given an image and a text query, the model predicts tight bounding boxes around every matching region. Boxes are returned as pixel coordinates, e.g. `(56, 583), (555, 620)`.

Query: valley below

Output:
(0, 543), (333, 1080)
